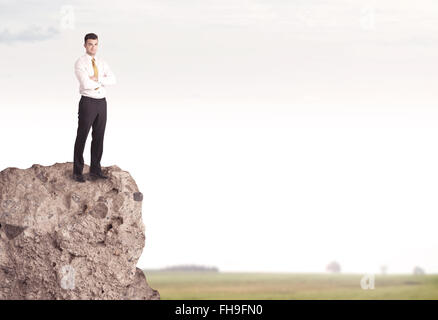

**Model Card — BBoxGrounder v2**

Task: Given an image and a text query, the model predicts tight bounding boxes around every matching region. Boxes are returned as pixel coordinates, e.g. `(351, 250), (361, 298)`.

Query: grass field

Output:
(143, 271), (438, 300)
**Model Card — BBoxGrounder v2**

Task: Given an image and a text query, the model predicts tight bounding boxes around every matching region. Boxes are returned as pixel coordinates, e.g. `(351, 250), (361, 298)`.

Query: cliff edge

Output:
(0, 162), (159, 300)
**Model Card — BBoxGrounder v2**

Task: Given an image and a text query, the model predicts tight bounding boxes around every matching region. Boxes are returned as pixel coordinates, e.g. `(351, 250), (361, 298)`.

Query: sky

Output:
(1, 0), (438, 275)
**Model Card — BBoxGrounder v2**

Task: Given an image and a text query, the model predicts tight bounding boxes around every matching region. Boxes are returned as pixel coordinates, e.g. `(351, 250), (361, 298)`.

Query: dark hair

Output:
(84, 33), (98, 43)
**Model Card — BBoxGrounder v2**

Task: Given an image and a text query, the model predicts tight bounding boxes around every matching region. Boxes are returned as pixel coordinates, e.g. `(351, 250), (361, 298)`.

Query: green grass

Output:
(142, 271), (438, 300)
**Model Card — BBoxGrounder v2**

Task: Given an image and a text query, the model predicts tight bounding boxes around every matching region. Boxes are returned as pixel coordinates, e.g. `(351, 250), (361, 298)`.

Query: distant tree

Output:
(161, 264), (219, 272)
(413, 266), (425, 275)
(326, 261), (341, 273)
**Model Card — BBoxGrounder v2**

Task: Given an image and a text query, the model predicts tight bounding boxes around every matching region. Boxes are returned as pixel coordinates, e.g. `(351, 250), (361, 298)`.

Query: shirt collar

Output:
(85, 52), (98, 61)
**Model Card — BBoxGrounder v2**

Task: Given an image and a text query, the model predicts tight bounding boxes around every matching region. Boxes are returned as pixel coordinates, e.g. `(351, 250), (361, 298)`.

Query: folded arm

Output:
(74, 61), (100, 90)
(97, 61), (117, 86)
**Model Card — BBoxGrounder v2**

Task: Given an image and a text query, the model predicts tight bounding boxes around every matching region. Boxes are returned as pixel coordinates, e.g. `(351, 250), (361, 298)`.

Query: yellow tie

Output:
(92, 58), (99, 90)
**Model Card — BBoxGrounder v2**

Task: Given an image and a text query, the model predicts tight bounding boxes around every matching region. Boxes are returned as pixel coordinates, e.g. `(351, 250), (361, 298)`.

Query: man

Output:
(72, 33), (116, 182)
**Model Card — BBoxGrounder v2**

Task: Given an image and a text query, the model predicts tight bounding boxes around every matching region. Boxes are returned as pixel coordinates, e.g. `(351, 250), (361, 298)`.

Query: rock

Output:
(0, 162), (159, 300)
(133, 192), (143, 202)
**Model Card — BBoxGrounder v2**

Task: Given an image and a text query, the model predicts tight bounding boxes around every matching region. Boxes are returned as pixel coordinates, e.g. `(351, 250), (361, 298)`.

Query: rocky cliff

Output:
(0, 162), (159, 300)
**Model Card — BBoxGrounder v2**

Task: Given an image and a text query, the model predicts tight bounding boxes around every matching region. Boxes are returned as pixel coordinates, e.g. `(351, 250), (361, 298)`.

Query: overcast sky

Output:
(1, 0), (438, 274)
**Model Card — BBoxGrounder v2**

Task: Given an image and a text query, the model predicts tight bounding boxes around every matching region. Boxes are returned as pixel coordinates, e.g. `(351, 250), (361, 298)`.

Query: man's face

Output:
(84, 39), (98, 56)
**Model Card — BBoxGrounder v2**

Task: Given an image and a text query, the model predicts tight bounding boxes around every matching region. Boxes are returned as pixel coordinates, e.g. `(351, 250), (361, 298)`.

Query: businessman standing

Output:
(73, 33), (116, 182)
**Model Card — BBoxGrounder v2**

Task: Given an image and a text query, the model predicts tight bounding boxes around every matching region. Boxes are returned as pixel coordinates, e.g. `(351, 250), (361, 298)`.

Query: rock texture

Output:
(0, 162), (159, 300)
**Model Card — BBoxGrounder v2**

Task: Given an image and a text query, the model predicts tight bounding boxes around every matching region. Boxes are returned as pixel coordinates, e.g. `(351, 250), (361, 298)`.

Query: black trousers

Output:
(73, 95), (107, 175)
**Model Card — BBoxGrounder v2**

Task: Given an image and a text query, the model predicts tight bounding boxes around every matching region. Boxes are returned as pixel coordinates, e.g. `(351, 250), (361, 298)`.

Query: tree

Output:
(413, 266), (425, 275)
(326, 261), (341, 273)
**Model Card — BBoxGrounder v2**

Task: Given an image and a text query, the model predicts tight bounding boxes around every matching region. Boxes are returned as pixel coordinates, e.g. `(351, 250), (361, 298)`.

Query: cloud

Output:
(0, 0), (75, 43)
(1, 0), (438, 47)
(0, 25), (59, 43)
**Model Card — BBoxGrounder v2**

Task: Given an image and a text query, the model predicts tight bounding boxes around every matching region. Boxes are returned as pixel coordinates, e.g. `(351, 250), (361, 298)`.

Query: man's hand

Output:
(89, 75), (98, 81)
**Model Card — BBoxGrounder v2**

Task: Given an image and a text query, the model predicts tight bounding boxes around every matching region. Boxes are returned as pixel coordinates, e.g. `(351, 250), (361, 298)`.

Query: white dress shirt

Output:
(74, 53), (116, 99)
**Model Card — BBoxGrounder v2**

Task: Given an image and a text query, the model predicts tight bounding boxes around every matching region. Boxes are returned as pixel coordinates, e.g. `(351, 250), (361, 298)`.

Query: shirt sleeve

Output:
(74, 59), (100, 90)
(98, 60), (117, 86)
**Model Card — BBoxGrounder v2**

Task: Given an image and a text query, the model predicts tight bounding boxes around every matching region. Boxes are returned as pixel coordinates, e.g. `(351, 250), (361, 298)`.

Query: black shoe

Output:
(73, 173), (86, 183)
(89, 172), (109, 180)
